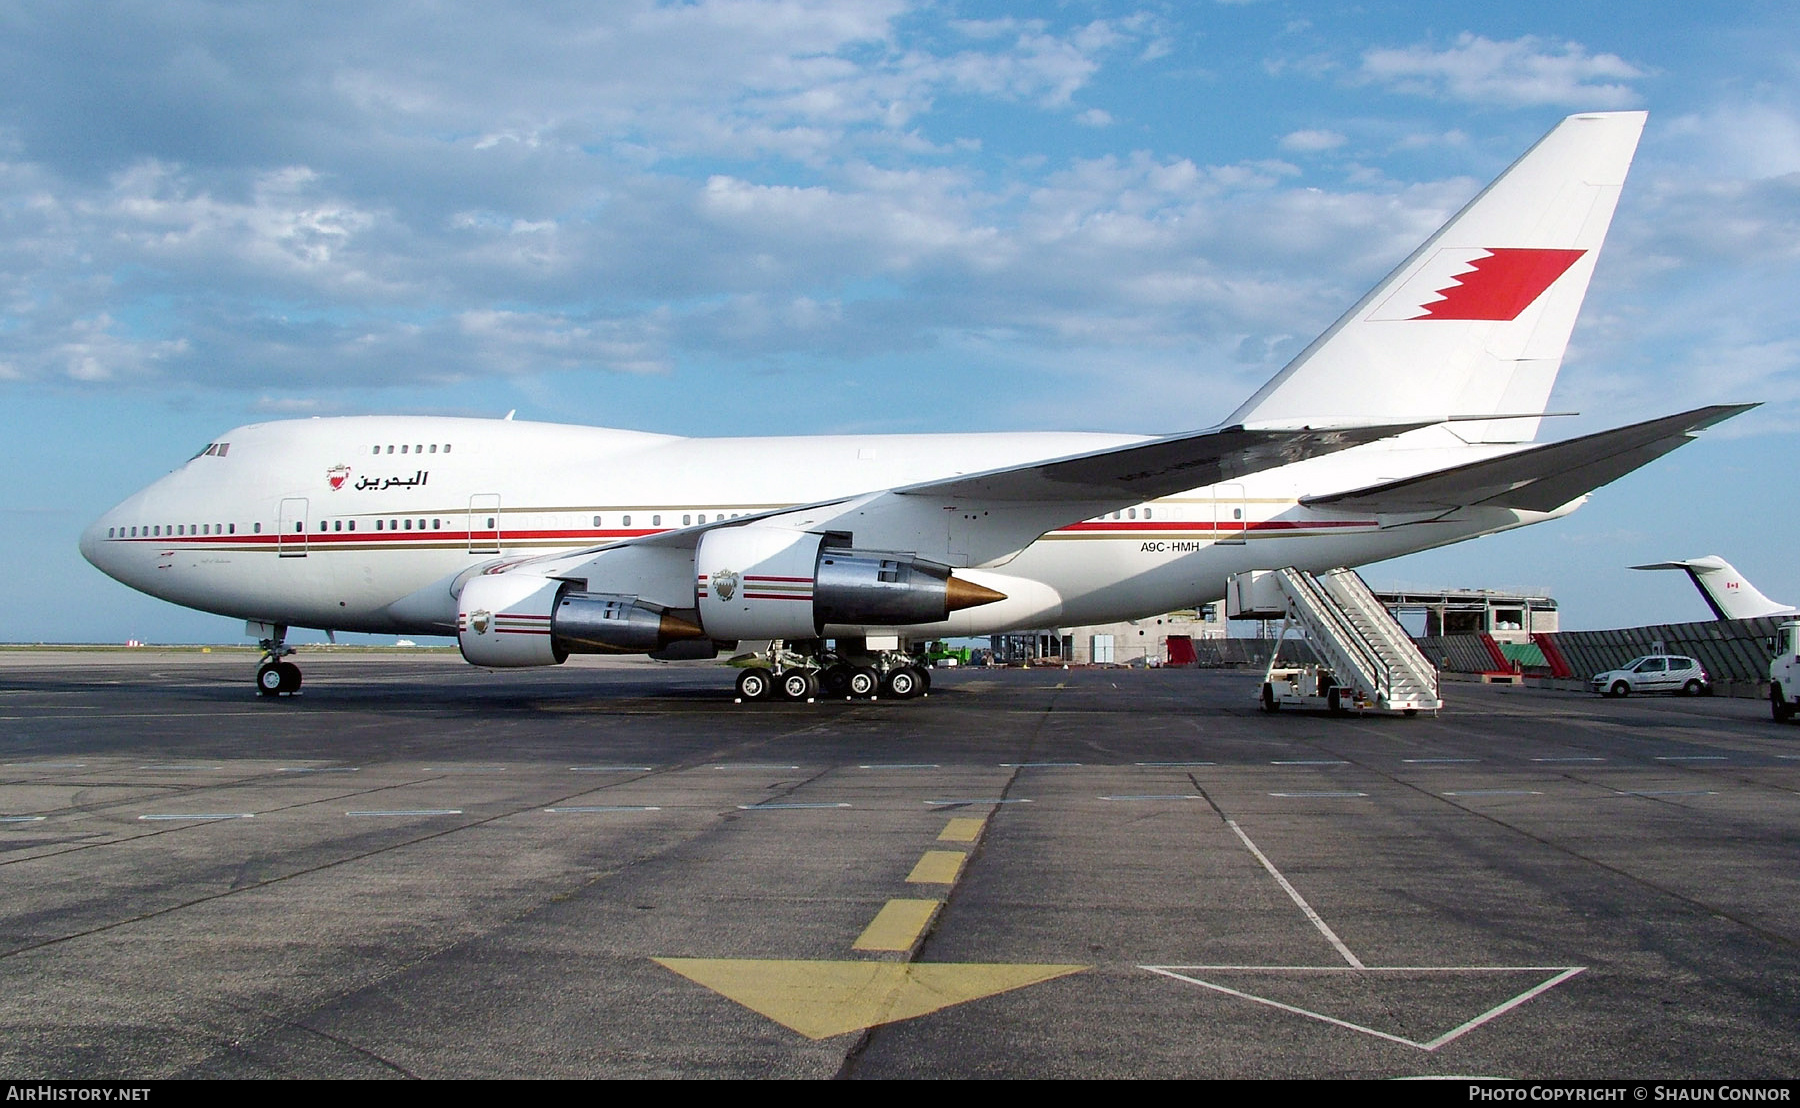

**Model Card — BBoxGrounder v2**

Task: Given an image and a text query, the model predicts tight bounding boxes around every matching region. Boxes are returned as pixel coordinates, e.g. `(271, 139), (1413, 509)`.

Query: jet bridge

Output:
(1229, 567), (1443, 715)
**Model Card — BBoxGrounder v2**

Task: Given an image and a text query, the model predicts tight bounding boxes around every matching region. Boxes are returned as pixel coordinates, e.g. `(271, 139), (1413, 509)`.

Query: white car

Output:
(1591, 655), (1712, 697)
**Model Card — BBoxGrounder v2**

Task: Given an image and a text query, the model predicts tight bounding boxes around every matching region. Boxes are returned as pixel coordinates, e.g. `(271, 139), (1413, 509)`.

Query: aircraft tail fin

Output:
(1229, 111), (1647, 443)
(1629, 556), (1795, 621)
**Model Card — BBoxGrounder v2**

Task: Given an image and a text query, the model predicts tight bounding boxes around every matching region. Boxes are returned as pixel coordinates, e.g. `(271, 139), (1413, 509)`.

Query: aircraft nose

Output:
(78, 516), (103, 568)
(80, 507), (130, 585)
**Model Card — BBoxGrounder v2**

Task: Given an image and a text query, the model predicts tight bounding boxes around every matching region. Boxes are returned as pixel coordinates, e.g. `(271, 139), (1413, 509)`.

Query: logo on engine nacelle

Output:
(713, 569), (739, 602)
(469, 610), (493, 635)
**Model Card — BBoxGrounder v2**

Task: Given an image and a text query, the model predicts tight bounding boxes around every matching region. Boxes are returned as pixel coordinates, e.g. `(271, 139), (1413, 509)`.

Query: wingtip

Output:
(1686, 402), (1760, 432)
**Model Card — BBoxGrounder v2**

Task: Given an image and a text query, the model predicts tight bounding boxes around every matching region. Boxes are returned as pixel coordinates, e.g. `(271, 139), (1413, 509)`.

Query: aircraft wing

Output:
(889, 421), (1428, 503)
(513, 420), (1425, 577)
(1302, 404), (1755, 515)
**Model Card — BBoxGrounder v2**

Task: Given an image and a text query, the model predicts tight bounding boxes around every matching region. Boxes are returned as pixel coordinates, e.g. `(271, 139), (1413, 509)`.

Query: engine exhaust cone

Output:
(658, 611), (707, 641)
(944, 576), (1008, 613)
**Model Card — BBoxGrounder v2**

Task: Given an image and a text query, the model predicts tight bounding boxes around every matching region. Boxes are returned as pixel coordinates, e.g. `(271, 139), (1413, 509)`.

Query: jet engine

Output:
(695, 527), (1004, 641)
(457, 569), (703, 667)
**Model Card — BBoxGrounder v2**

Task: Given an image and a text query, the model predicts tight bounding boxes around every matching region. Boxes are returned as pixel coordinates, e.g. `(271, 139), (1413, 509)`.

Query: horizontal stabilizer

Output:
(896, 421), (1427, 503)
(1303, 404), (1755, 514)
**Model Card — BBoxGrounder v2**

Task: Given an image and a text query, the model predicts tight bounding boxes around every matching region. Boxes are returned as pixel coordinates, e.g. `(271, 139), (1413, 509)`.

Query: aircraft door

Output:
(469, 494), (501, 554)
(1212, 484), (1247, 545)
(278, 498), (309, 558)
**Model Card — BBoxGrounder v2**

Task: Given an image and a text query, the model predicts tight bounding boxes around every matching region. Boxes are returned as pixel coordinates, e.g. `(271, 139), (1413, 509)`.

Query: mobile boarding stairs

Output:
(1228, 567), (1443, 716)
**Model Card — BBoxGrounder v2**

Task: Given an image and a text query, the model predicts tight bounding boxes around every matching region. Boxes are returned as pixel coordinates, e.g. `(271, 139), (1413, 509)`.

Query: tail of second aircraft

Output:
(1631, 556), (1796, 621)
(1229, 111), (1647, 444)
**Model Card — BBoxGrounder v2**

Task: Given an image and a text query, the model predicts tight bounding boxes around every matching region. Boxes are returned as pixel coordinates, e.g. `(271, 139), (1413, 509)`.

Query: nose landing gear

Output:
(254, 624), (302, 697)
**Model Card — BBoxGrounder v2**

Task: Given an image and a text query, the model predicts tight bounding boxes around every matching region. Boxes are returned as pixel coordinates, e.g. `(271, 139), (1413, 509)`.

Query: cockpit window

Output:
(191, 442), (231, 459)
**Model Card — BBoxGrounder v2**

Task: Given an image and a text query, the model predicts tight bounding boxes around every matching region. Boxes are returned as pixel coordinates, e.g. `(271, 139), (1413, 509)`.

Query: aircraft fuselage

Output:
(81, 414), (1560, 640)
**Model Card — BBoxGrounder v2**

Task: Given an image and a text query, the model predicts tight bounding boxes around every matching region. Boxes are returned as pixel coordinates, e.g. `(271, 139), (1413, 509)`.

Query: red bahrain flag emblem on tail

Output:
(1369, 247), (1586, 322)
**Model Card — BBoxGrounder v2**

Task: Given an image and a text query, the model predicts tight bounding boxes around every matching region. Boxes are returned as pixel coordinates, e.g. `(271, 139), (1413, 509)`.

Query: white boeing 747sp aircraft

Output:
(82, 111), (1751, 700)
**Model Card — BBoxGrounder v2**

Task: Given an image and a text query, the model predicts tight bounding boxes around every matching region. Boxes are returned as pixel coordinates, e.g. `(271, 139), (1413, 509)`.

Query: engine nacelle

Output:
(459, 570), (704, 667)
(458, 569), (566, 667)
(554, 591), (702, 654)
(695, 527), (1004, 640)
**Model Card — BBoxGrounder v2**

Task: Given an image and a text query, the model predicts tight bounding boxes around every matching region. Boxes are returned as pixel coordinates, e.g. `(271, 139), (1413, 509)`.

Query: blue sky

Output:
(3, 0), (1797, 642)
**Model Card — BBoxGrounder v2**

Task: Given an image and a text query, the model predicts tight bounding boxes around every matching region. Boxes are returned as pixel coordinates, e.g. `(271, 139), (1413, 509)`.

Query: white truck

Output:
(1771, 620), (1800, 722)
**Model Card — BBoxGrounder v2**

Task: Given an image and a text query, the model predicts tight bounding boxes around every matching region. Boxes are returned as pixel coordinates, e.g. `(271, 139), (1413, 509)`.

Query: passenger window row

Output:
(1090, 507), (1156, 522)
(306, 519), (459, 531)
(372, 443), (451, 455)
(587, 512), (746, 528)
(112, 524), (239, 538)
(115, 510), (748, 542)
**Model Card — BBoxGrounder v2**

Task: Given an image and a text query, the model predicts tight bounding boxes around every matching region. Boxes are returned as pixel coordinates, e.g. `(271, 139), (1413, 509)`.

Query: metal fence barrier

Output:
(1420, 617), (1784, 684)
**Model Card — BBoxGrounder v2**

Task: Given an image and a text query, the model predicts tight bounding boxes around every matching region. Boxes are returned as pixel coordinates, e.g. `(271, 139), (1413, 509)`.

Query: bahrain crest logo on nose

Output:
(327, 465), (351, 491)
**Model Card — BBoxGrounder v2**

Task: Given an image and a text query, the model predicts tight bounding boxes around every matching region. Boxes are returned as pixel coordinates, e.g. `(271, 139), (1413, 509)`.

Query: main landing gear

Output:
(733, 640), (931, 704)
(254, 624), (302, 697)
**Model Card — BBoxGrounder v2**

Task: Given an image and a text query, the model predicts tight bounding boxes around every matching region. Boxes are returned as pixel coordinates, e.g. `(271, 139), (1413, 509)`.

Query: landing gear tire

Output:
(736, 667), (775, 702)
(847, 666), (880, 698)
(1774, 684), (1794, 723)
(257, 662), (301, 696)
(1261, 683), (1279, 712)
(915, 666), (931, 694)
(778, 670), (818, 701)
(884, 666), (924, 700)
(1610, 680), (1630, 698)
(821, 666), (852, 696)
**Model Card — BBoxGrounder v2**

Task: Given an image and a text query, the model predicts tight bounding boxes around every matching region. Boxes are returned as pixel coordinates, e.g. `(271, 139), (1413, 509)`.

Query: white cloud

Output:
(1361, 34), (1644, 108)
(1279, 129), (1346, 153)
(47, 317), (190, 383)
(1663, 103), (1800, 180)
(94, 162), (387, 291)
